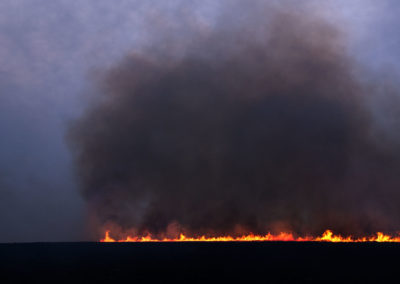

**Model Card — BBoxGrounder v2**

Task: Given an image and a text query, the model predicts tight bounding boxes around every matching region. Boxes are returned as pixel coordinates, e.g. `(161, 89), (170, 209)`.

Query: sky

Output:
(0, 0), (399, 242)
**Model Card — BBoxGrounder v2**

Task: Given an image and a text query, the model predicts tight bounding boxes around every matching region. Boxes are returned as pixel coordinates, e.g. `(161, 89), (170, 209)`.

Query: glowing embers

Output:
(100, 230), (400, 243)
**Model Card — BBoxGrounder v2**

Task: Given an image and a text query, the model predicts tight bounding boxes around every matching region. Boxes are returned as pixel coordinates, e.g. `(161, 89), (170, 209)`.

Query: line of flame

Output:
(100, 230), (400, 243)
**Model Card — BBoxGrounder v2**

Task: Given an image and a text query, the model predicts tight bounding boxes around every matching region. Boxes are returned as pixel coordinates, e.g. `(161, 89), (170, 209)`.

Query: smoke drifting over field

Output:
(70, 2), (400, 238)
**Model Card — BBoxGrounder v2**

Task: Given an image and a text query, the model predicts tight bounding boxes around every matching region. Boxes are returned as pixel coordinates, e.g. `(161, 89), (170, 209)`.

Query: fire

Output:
(100, 230), (400, 243)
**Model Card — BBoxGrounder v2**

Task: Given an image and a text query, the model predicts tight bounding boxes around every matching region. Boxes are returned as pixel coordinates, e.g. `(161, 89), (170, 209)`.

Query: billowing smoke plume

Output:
(69, 3), (400, 238)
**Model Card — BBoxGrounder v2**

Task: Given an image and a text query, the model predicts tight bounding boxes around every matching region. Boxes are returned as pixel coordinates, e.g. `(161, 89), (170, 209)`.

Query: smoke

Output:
(69, 2), (400, 238)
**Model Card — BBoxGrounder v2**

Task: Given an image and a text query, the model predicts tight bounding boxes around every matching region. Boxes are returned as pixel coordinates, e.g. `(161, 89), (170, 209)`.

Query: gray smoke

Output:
(69, 3), (400, 238)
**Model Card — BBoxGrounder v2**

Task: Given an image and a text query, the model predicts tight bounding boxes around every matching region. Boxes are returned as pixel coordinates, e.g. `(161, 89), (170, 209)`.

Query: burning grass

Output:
(100, 230), (400, 243)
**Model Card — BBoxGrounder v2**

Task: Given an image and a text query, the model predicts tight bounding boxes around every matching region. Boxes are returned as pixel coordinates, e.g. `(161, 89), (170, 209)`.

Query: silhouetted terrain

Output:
(0, 242), (398, 283)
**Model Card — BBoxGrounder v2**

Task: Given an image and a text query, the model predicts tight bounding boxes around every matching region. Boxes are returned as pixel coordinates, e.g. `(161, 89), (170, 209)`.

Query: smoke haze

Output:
(69, 2), (400, 238)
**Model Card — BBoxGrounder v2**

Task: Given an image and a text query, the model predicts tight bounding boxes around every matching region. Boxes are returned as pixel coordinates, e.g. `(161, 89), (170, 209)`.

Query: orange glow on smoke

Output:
(100, 230), (400, 243)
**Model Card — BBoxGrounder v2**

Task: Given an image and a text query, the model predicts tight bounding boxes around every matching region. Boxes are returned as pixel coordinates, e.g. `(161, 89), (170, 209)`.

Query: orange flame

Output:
(100, 230), (400, 243)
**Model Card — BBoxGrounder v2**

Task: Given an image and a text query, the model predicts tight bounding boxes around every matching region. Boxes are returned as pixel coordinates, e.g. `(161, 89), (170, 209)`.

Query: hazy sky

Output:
(0, 0), (399, 242)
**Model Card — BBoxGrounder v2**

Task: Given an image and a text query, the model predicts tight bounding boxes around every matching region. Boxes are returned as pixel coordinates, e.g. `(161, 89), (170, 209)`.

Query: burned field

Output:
(1, 242), (399, 283)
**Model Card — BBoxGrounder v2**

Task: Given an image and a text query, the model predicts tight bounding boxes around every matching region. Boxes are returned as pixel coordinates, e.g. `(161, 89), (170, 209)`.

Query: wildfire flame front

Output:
(100, 230), (400, 243)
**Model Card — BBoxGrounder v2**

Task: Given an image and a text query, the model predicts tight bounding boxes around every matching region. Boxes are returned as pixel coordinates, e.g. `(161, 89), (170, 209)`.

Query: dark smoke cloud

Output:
(69, 4), (400, 238)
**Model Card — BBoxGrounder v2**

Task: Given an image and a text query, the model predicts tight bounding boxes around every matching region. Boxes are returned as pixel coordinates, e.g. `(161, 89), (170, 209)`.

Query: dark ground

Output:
(0, 242), (399, 283)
